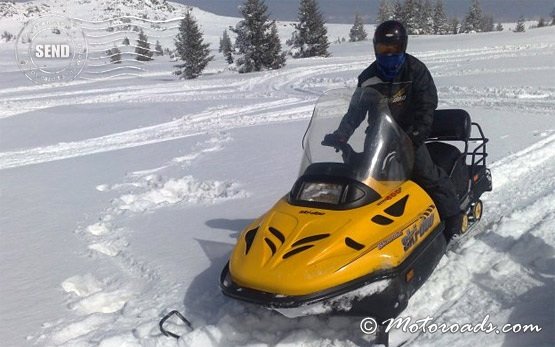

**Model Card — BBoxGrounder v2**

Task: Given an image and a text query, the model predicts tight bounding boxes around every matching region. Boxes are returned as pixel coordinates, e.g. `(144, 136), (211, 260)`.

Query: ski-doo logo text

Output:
(389, 88), (407, 104)
(299, 210), (325, 215)
(402, 214), (434, 251)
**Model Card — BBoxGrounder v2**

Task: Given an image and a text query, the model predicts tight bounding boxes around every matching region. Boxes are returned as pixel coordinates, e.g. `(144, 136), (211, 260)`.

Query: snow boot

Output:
(444, 214), (463, 243)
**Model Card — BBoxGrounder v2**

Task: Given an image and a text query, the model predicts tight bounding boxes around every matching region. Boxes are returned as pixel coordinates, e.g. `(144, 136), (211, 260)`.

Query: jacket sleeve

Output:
(335, 88), (367, 140)
(409, 62), (438, 147)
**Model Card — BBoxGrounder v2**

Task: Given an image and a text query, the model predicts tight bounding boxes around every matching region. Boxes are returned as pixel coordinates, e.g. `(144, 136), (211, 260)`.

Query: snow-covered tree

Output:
(289, 0), (330, 58)
(155, 40), (163, 56)
(462, 0), (483, 33)
(122, 37), (130, 46)
(377, 0), (395, 23)
(514, 16), (526, 32)
(174, 9), (213, 79)
(418, 0), (434, 34)
(432, 0), (450, 34)
(496, 22), (503, 31)
(135, 29), (153, 61)
(551, 7), (555, 25)
(106, 46), (121, 64)
(220, 29), (234, 64)
(537, 17), (546, 28)
(263, 22), (286, 69)
(400, 0), (420, 34)
(232, 0), (286, 73)
(349, 13), (367, 42)
(393, 0), (404, 22)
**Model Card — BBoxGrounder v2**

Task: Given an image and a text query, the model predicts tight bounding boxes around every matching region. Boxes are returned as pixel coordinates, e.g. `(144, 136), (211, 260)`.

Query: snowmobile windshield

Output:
(300, 87), (414, 194)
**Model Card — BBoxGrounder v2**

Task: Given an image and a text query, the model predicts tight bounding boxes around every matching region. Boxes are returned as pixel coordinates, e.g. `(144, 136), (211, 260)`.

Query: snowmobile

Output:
(220, 87), (491, 344)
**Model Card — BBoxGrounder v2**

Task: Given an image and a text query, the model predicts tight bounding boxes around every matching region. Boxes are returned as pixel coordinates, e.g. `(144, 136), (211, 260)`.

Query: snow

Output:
(0, 2), (554, 347)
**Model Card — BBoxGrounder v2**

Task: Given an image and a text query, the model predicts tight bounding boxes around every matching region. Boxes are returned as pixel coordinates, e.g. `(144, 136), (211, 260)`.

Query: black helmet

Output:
(373, 20), (408, 54)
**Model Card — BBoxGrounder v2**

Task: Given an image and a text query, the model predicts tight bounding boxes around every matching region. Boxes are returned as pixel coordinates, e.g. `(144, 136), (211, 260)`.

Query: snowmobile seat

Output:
(425, 109), (472, 199)
(428, 109), (471, 141)
(426, 142), (468, 199)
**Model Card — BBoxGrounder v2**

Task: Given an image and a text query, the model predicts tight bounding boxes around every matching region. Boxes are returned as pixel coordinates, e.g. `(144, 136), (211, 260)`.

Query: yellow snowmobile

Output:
(220, 88), (491, 340)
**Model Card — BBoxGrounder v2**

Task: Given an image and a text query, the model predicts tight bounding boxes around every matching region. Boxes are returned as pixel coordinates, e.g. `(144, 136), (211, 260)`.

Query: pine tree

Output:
(174, 9), (214, 79)
(450, 17), (460, 34)
(551, 7), (555, 25)
(495, 22), (503, 31)
(537, 17), (546, 28)
(462, 0), (483, 33)
(135, 29), (153, 61)
(232, 0), (285, 73)
(377, 0), (395, 23)
(514, 16), (526, 32)
(349, 13), (368, 42)
(263, 22), (286, 69)
(122, 37), (130, 45)
(393, 0), (404, 22)
(480, 15), (494, 32)
(155, 40), (163, 56)
(220, 29), (234, 64)
(433, 0), (449, 34)
(289, 0), (330, 58)
(418, 0), (434, 34)
(400, 0), (420, 34)
(106, 46), (122, 64)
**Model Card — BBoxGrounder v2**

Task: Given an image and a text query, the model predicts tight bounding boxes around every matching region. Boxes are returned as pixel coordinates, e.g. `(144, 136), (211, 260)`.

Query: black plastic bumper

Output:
(220, 223), (446, 320)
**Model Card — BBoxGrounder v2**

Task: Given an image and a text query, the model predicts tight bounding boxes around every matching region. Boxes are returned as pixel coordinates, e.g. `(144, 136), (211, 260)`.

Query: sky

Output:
(173, 0), (554, 23)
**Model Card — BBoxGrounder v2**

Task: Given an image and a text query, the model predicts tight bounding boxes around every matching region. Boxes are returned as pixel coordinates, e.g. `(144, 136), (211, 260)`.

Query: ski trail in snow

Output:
(438, 86), (555, 113)
(0, 99), (313, 170)
(2, 40), (553, 171)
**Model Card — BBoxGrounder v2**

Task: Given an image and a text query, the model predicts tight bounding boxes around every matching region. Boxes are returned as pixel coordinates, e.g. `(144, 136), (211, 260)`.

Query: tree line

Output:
(105, 0), (555, 79)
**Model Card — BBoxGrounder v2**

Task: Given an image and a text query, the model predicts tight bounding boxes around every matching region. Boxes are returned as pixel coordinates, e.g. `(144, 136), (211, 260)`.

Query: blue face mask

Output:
(376, 53), (406, 80)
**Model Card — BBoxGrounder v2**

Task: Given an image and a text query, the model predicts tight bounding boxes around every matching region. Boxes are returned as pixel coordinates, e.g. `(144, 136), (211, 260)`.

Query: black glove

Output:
(322, 133), (347, 151)
(408, 129), (425, 148)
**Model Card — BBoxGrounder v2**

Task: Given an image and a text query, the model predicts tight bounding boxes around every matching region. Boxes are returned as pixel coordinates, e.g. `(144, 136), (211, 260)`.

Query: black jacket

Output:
(336, 53), (438, 147)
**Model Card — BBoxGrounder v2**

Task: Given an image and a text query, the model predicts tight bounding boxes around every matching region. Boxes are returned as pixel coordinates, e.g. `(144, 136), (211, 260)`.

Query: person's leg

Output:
(412, 144), (462, 241)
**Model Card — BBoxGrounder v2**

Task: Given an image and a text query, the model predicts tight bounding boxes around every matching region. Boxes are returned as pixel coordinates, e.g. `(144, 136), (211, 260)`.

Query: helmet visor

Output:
(375, 42), (404, 55)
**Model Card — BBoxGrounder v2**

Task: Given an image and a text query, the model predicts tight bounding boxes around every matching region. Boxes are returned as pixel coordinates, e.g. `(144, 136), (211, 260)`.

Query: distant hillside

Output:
(1, 0), (178, 22)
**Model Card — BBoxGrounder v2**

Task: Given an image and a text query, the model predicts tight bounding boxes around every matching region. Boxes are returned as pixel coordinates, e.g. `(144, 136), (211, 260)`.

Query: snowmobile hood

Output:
(228, 181), (440, 296)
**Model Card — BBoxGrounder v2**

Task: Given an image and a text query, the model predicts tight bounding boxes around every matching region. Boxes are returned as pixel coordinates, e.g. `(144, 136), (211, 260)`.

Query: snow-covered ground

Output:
(0, 2), (554, 347)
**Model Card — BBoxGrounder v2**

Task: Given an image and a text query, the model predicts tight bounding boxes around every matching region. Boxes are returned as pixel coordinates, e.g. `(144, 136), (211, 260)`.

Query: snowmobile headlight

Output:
(299, 182), (344, 205)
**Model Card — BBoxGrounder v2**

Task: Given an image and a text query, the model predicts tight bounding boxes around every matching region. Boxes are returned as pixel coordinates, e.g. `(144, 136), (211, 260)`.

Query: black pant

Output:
(412, 144), (461, 219)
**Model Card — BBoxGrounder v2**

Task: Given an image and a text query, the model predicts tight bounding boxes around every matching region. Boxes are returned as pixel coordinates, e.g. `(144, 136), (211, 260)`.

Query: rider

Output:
(323, 20), (462, 241)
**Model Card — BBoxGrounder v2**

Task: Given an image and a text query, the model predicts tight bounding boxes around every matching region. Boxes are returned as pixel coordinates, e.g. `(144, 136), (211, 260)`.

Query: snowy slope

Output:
(1, 2), (554, 347)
